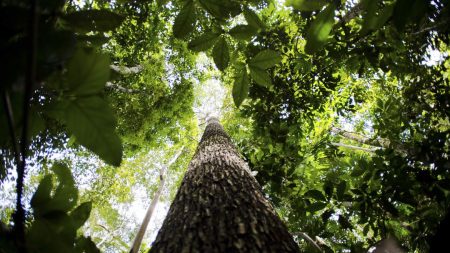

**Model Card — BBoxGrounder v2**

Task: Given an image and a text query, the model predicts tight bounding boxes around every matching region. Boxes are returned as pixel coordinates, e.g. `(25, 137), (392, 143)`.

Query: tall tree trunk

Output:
(130, 147), (185, 253)
(150, 118), (300, 253)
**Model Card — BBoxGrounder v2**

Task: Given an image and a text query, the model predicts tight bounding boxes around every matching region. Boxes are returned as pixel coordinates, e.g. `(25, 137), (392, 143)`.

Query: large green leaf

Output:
(307, 202), (327, 213)
(243, 8), (265, 30)
(304, 3), (336, 54)
(393, 0), (427, 31)
(229, 25), (257, 41)
(232, 65), (249, 107)
(64, 96), (123, 166)
(71, 202), (92, 229)
(51, 163), (78, 212)
(248, 50), (282, 69)
(304, 189), (327, 201)
(249, 66), (272, 87)
(63, 9), (124, 32)
(286, 0), (328, 11)
(67, 48), (110, 96)
(361, 0), (394, 34)
(188, 31), (220, 52)
(336, 181), (346, 201)
(173, 0), (197, 39)
(30, 176), (53, 215)
(75, 237), (101, 253)
(212, 37), (230, 71)
(198, 0), (240, 20)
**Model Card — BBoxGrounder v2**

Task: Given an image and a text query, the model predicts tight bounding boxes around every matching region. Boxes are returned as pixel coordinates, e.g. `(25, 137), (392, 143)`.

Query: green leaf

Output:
(243, 8), (265, 30)
(212, 37), (230, 71)
(64, 96), (123, 166)
(30, 176), (53, 214)
(229, 25), (257, 41)
(304, 189), (327, 201)
(307, 202), (327, 213)
(71, 202), (92, 229)
(51, 163), (78, 212)
(304, 3), (336, 54)
(67, 48), (110, 96)
(393, 0), (427, 31)
(249, 66), (272, 87)
(248, 50), (282, 69)
(173, 0), (197, 39)
(336, 181), (346, 200)
(198, 0), (240, 20)
(63, 9), (125, 32)
(286, 0), (328, 11)
(350, 168), (365, 177)
(76, 237), (101, 253)
(188, 31), (220, 52)
(338, 215), (353, 229)
(232, 65), (249, 107)
(361, 0), (394, 34)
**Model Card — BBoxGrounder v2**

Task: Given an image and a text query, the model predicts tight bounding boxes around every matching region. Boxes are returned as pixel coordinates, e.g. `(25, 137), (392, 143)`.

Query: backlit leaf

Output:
(249, 66), (272, 87)
(173, 0), (196, 39)
(232, 65), (249, 107)
(248, 50), (282, 69)
(286, 0), (328, 11)
(243, 8), (265, 30)
(229, 25), (257, 41)
(67, 48), (110, 96)
(198, 0), (240, 20)
(304, 3), (336, 54)
(188, 31), (220, 52)
(212, 37), (230, 71)
(64, 96), (123, 166)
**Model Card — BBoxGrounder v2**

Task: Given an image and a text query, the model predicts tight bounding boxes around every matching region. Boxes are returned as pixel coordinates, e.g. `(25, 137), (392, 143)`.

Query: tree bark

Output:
(150, 117), (300, 253)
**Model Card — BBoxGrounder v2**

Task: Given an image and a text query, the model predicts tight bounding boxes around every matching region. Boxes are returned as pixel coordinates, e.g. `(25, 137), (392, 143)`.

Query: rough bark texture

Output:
(150, 118), (300, 253)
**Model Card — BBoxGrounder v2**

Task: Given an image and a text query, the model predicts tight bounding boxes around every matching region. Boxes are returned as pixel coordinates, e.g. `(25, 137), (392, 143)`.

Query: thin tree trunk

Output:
(331, 127), (387, 147)
(294, 232), (322, 252)
(130, 147), (185, 253)
(331, 127), (409, 154)
(150, 117), (300, 252)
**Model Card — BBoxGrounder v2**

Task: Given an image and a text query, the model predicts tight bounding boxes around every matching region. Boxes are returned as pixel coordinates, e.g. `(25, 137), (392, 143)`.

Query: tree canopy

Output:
(1, 0), (449, 252)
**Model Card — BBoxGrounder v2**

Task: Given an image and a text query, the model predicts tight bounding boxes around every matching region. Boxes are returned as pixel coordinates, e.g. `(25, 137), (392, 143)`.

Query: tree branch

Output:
(105, 82), (141, 94)
(331, 142), (380, 153)
(294, 232), (322, 252)
(110, 64), (143, 75)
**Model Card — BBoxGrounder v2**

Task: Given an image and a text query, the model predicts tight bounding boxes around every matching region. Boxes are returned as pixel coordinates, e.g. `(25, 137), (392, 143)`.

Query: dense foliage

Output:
(1, 0), (449, 252)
